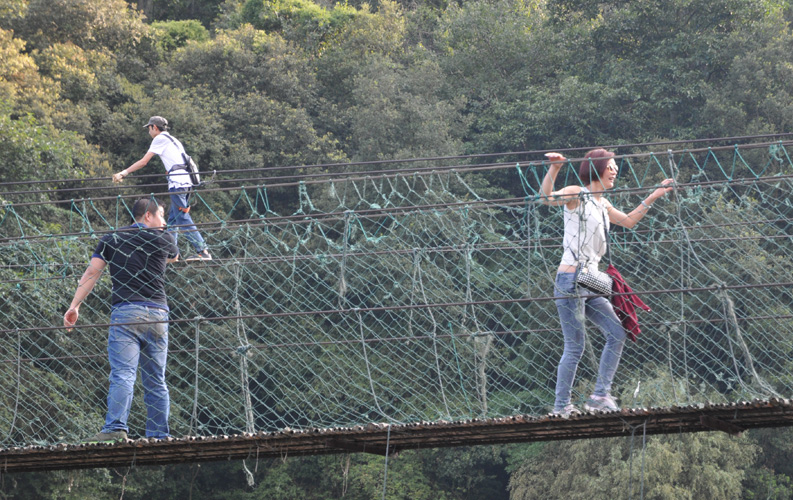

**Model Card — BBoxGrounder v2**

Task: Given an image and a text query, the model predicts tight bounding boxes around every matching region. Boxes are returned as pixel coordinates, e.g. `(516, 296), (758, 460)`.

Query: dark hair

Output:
(132, 198), (160, 221)
(579, 148), (615, 185)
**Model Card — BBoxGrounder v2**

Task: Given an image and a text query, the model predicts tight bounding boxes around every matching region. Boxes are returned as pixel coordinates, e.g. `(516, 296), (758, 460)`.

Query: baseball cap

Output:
(143, 116), (168, 129)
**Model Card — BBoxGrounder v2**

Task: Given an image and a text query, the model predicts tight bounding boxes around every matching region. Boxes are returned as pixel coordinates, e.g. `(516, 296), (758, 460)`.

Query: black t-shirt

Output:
(93, 223), (178, 309)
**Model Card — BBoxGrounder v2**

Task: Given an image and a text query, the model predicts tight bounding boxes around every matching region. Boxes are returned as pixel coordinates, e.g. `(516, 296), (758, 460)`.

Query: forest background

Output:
(2, 0), (793, 498)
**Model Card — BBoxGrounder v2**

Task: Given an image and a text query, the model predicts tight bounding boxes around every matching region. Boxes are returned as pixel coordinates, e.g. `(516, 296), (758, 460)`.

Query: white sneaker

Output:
(551, 404), (582, 417)
(184, 250), (212, 262)
(584, 394), (620, 412)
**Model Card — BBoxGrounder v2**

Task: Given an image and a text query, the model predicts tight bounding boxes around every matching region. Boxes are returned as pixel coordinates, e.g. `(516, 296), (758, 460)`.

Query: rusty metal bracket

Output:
(699, 415), (744, 436)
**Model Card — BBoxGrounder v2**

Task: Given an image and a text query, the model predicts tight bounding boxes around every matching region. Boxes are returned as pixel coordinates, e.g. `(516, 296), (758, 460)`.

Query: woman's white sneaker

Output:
(584, 394), (620, 412)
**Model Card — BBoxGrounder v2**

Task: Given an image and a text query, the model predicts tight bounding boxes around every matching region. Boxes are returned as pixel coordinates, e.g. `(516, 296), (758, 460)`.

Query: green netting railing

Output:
(2, 141), (793, 447)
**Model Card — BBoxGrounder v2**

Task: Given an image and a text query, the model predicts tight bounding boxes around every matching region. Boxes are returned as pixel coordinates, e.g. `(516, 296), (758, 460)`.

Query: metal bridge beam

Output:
(2, 399), (792, 474)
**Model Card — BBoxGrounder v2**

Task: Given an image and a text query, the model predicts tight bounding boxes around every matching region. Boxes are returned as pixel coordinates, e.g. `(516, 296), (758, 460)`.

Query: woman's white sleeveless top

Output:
(559, 187), (609, 270)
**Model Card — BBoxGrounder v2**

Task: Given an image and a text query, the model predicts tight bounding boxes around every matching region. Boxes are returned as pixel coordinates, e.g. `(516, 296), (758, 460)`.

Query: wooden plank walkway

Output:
(3, 399), (793, 473)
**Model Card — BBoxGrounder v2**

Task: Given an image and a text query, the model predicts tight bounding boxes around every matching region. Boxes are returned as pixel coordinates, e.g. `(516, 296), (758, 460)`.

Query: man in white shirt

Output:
(113, 116), (211, 261)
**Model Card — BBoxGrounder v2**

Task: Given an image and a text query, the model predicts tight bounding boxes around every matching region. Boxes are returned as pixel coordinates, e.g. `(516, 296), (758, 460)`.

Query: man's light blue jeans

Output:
(168, 187), (207, 253)
(553, 272), (626, 411)
(102, 303), (170, 438)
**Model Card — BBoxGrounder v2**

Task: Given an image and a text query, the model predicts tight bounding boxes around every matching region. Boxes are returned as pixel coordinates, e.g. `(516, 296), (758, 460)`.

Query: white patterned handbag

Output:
(576, 267), (613, 295)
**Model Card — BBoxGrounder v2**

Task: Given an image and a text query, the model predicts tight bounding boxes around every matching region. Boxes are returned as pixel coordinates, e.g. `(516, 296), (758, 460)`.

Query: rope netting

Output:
(1, 140), (793, 447)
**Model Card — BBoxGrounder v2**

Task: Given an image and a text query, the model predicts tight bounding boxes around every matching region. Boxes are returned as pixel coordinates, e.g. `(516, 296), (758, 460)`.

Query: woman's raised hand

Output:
(544, 152), (567, 166)
(650, 178), (675, 200)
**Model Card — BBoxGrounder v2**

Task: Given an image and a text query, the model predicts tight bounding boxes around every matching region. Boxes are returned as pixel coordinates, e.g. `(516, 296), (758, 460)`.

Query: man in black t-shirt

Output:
(64, 198), (179, 443)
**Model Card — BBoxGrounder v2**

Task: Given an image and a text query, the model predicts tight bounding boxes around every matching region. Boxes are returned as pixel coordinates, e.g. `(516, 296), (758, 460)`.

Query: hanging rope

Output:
(411, 248), (451, 418)
(190, 318), (202, 436)
(234, 263), (256, 434)
(463, 243), (491, 417)
(356, 309), (397, 424)
(3, 330), (21, 442)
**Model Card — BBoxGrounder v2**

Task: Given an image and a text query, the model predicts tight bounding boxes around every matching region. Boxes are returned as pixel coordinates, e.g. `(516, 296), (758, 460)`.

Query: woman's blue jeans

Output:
(102, 303), (170, 438)
(168, 187), (207, 253)
(554, 272), (626, 411)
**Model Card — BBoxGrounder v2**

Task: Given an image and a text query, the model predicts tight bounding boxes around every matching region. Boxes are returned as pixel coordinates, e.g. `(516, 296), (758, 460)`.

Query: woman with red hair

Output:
(540, 149), (674, 416)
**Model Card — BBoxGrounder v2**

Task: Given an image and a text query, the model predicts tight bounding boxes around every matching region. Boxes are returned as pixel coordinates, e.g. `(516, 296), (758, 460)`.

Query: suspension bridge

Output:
(2, 137), (793, 472)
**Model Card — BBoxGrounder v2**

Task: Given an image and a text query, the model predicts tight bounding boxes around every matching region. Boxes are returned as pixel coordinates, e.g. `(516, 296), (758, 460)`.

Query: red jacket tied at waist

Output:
(606, 264), (650, 342)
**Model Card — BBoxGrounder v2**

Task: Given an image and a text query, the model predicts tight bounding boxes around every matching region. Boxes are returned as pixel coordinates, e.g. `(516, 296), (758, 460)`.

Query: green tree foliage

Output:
(16, 0), (147, 52)
(136, 0), (227, 28)
(239, 0), (357, 49)
(709, 26), (793, 136)
(0, 113), (105, 204)
(433, 0), (562, 153)
(571, 0), (791, 140)
(743, 428), (793, 500)
(0, 0), (26, 30)
(314, 0), (408, 106)
(166, 26), (315, 104)
(4, 0), (793, 498)
(507, 432), (758, 500)
(348, 57), (466, 160)
(312, 1), (473, 163)
(2, 449), (508, 499)
(435, 0), (793, 155)
(0, 27), (57, 119)
(11, 0), (159, 91)
(33, 43), (114, 103)
(150, 19), (210, 53)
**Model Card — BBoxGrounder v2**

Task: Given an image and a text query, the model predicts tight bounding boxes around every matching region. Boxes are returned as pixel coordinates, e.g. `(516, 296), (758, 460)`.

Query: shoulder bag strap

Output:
(160, 133), (189, 172)
(602, 204), (612, 266)
(161, 133), (184, 154)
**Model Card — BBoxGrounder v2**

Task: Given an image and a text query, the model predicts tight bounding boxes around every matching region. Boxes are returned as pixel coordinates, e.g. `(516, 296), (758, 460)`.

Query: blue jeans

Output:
(553, 272), (626, 411)
(102, 303), (170, 438)
(168, 187), (207, 253)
